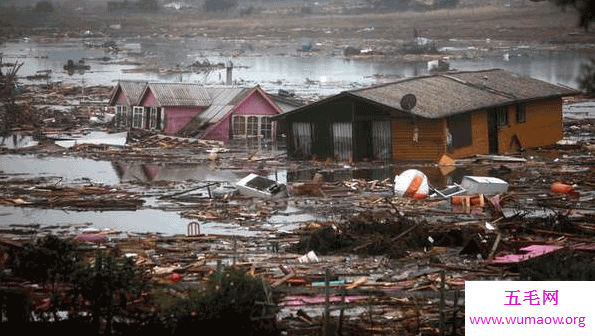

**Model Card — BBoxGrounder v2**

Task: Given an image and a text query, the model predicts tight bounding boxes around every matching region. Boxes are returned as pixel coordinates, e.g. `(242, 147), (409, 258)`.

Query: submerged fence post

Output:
(440, 270), (446, 336)
(323, 268), (331, 336)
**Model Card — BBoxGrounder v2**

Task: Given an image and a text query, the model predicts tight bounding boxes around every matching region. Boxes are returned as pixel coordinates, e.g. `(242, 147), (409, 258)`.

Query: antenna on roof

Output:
(226, 59), (233, 86)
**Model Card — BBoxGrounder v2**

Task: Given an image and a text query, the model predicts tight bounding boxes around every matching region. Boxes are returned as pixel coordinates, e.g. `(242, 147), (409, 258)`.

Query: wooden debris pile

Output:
(0, 177), (143, 210)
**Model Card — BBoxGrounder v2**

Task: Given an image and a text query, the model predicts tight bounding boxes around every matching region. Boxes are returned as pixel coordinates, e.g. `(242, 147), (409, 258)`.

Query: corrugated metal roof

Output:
(198, 87), (251, 124)
(349, 69), (579, 119)
(148, 82), (212, 107)
(109, 80), (147, 106)
(176, 87), (252, 136)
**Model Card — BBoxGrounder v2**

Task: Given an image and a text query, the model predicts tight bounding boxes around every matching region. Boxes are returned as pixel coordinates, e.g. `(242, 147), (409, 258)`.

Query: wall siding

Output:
(164, 107), (204, 135)
(392, 118), (446, 161)
(450, 110), (490, 159)
(205, 90), (280, 142)
(497, 98), (563, 153)
(116, 90), (128, 105)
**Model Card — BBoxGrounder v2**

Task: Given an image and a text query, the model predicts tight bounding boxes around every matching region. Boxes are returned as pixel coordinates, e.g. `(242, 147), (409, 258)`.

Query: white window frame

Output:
(232, 115), (274, 140)
(116, 105), (127, 127)
(149, 107), (158, 130)
(132, 106), (144, 129)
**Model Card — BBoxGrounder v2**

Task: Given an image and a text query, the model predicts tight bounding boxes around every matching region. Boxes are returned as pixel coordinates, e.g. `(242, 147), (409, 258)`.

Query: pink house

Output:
(108, 81), (284, 144)
(137, 83), (211, 135)
(107, 80), (148, 128)
(178, 86), (283, 144)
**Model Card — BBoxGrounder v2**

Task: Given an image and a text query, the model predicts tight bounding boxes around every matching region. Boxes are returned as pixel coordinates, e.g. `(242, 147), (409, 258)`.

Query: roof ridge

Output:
(349, 69), (507, 94)
(441, 72), (517, 100)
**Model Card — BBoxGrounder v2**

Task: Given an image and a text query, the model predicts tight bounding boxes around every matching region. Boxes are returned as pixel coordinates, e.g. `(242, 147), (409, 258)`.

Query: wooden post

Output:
(452, 289), (460, 335)
(323, 269), (331, 336)
(440, 270), (446, 336)
(233, 235), (237, 266)
(338, 288), (346, 335)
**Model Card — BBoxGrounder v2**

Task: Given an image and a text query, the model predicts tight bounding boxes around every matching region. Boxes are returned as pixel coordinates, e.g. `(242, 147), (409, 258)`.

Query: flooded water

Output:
(0, 205), (257, 236)
(0, 153), (319, 235)
(0, 36), (588, 235)
(0, 154), (121, 185)
(1, 38), (588, 96)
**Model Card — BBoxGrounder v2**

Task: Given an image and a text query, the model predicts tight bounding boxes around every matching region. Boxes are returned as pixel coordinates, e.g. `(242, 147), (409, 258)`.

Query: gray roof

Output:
(109, 80), (147, 106)
(350, 69), (579, 119)
(276, 69), (580, 120)
(198, 87), (252, 124)
(177, 86), (252, 136)
(147, 83), (212, 107)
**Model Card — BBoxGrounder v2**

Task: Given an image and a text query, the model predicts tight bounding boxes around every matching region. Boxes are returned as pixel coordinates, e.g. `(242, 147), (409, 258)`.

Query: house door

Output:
(332, 122), (353, 161)
(372, 121), (391, 161)
(355, 120), (374, 161)
(487, 109), (499, 154)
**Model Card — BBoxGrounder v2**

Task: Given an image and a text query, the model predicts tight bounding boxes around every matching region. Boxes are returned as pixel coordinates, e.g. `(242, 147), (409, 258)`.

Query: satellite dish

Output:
(400, 94), (417, 110)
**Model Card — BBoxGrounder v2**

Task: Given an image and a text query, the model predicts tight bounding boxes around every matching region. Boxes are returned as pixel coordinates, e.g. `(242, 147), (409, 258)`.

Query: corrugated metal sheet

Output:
(197, 87), (251, 124)
(332, 122), (352, 161)
(292, 122), (312, 157)
(176, 87), (252, 136)
(148, 83), (212, 107)
(372, 121), (391, 160)
(109, 81), (147, 106)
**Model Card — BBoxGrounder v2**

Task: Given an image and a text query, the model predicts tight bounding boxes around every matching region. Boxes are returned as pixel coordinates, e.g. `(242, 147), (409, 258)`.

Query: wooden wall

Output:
(450, 110), (490, 159)
(392, 118), (446, 161)
(497, 98), (563, 153)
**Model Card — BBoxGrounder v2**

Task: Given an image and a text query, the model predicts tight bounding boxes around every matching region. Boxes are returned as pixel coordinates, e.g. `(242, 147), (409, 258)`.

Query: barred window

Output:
(516, 104), (526, 124)
(132, 106), (144, 128)
(232, 115), (273, 139)
(496, 107), (509, 128)
(149, 107), (159, 129)
(116, 105), (127, 127)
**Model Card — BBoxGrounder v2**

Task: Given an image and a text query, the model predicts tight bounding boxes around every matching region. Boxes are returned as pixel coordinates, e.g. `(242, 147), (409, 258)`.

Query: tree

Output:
(69, 250), (149, 334)
(13, 235), (82, 284)
(577, 57), (595, 95)
(11, 235), (83, 322)
(437, 0), (459, 8)
(552, 1), (595, 94)
(163, 267), (278, 335)
(203, 0), (237, 12)
(367, 0), (411, 10)
(34, 1), (55, 12)
(0, 58), (23, 137)
(553, 0), (595, 31)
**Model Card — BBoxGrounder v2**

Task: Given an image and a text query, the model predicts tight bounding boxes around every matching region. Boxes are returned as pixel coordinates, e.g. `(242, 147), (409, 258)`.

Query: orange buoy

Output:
(551, 182), (578, 196)
(405, 174), (423, 197)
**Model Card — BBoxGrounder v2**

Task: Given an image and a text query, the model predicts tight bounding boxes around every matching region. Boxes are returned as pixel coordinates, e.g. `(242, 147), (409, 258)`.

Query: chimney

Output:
(226, 60), (233, 86)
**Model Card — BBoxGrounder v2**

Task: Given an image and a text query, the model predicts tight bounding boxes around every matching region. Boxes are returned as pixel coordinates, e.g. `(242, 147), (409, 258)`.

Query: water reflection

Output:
(1, 134), (38, 149)
(112, 161), (239, 183)
(0, 205), (256, 236)
(284, 164), (511, 189)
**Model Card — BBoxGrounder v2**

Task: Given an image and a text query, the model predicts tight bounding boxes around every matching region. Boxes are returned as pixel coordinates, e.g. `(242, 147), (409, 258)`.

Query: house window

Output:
(132, 106), (144, 128)
(116, 105), (127, 127)
(149, 107), (159, 129)
(516, 104), (526, 123)
(260, 117), (272, 139)
(448, 112), (472, 149)
(232, 115), (273, 139)
(246, 116), (259, 137)
(233, 116), (246, 137)
(496, 107), (509, 128)
(292, 122), (312, 157)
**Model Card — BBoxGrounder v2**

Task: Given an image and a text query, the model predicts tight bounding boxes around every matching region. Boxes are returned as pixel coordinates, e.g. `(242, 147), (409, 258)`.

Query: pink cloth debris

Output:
(490, 245), (563, 264)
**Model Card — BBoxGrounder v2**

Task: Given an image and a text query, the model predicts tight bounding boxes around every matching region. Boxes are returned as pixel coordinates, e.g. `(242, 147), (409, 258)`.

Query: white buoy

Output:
(394, 169), (429, 199)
